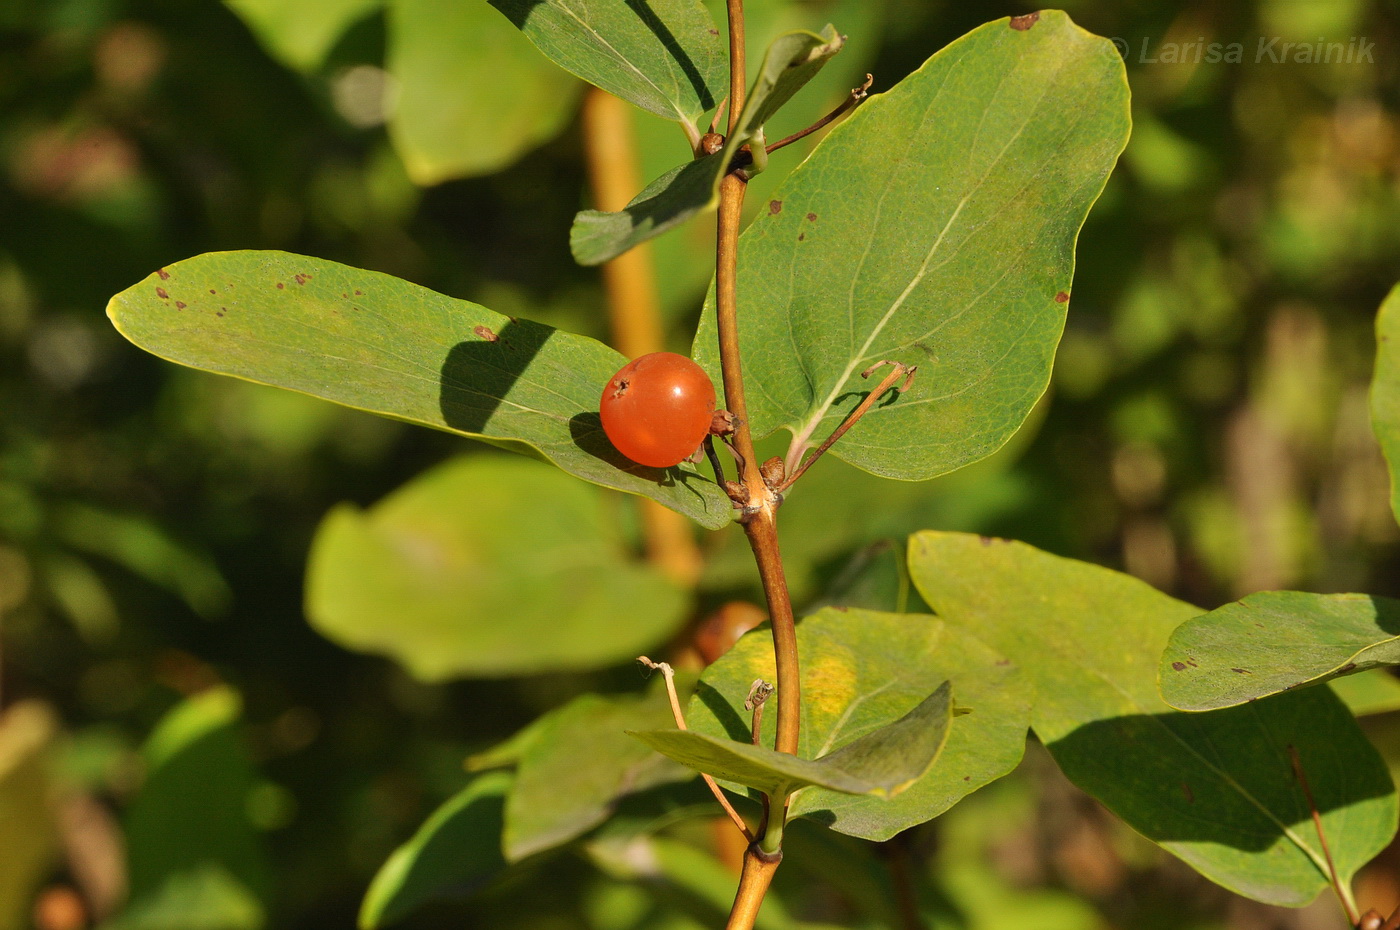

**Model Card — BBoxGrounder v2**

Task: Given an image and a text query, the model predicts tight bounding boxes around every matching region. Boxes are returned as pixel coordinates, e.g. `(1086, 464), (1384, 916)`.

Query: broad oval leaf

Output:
(489, 0), (725, 124)
(106, 251), (732, 528)
(359, 771), (512, 929)
(1375, 283), (1400, 523)
(688, 607), (1029, 841)
(1160, 591), (1400, 711)
(571, 26), (844, 266)
(305, 455), (690, 679)
(0, 702), (59, 930)
(909, 531), (1397, 908)
(389, 0), (581, 184)
(504, 686), (692, 861)
(694, 11), (1130, 480)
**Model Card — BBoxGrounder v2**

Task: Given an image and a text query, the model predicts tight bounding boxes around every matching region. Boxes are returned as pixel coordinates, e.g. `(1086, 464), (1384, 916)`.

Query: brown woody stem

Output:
(724, 846), (782, 930)
(713, 0), (803, 924)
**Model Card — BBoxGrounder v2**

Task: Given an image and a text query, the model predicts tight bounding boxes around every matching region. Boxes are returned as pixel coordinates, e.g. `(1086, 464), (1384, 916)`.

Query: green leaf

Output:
(305, 455), (690, 679)
(808, 680), (953, 796)
(359, 771), (512, 929)
(504, 685), (692, 861)
(1330, 669), (1400, 717)
(627, 728), (875, 799)
(908, 531), (1398, 908)
(570, 26), (844, 266)
(489, 0), (725, 124)
(689, 607), (1029, 840)
(1160, 591), (1400, 711)
(727, 25), (844, 153)
(225, 0), (381, 73)
(388, 0), (581, 184)
(0, 703), (59, 930)
(106, 251), (732, 529)
(123, 687), (269, 926)
(571, 152), (726, 267)
(1374, 282), (1400, 523)
(694, 12), (1130, 480)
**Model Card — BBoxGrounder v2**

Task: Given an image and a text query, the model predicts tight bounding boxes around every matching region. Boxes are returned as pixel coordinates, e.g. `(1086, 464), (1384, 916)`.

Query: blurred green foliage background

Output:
(2, 0), (1399, 928)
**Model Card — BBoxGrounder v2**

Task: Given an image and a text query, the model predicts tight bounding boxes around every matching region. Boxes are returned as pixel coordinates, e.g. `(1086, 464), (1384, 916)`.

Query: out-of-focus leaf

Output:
(908, 531), (1397, 908)
(1374, 283), (1400, 523)
(388, 0), (581, 184)
(689, 608), (1028, 840)
(488, 0), (725, 124)
(1331, 670), (1400, 717)
(122, 687), (268, 929)
(0, 702), (58, 930)
(1160, 591), (1400, 711)
(106, 252), (732, 528)
(53, 504), (230, 617)
(359, 771), (512, 930)
(306, 455), (689, 679)
(504, 685), (692, 861)
(225, 0), (381, 72)
(570, 26), (843, 266)
(694, 12), (1130, 480)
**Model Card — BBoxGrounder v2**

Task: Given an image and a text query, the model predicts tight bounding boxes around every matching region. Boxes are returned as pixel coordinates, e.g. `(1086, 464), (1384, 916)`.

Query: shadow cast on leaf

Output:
(438, 319), (554, 435)
(1046, 697), (1393, 854)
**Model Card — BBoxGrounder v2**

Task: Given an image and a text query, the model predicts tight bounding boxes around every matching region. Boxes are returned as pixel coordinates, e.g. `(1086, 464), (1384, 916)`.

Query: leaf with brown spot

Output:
(107, 251), (731, 528)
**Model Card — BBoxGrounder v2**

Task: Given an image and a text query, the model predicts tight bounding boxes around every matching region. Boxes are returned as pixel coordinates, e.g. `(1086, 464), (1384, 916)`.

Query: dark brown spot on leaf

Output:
(209, 289), (217, 295)
(806, 212), (817, 222)
(1171, 661), (1187, 671)
(276, 283), (284, 289)
(1187, 659), (1198, 667)
(216, 311), (224, 317)
(155, 287), (169, 299)
(963, 775), (971, 781)
(355, 289), (363, 296)
(175, 301), (186, 310)
(473, 325), (498, 342)
(294, 274), (306, 285)
(156, 268), (170, 280)
(1055, 291), (1070, 303)
(1009, 12), (1039, 30)
(1231, 667), (1251, 674)
(769, 200), (782, 215)
(798, 232), (805, 241)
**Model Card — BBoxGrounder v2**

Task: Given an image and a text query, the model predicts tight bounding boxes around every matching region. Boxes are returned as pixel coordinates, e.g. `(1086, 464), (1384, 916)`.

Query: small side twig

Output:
(639, 657), (753, 842)
(778, 361), (916, 493)
(765, 74), (873, 155)
(1289, 745), (1360, 926)
(744, 679), (774, 746)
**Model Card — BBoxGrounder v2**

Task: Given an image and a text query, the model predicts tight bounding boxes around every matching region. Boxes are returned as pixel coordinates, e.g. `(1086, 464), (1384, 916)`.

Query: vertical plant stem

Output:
(724, 848), (782, 930)
(713, 0), (803, 924)
(581, 87), (702, 586)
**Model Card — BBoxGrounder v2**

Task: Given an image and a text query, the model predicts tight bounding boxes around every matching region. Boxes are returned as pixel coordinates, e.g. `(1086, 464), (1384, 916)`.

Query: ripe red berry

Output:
(600, 352), (717, 468)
